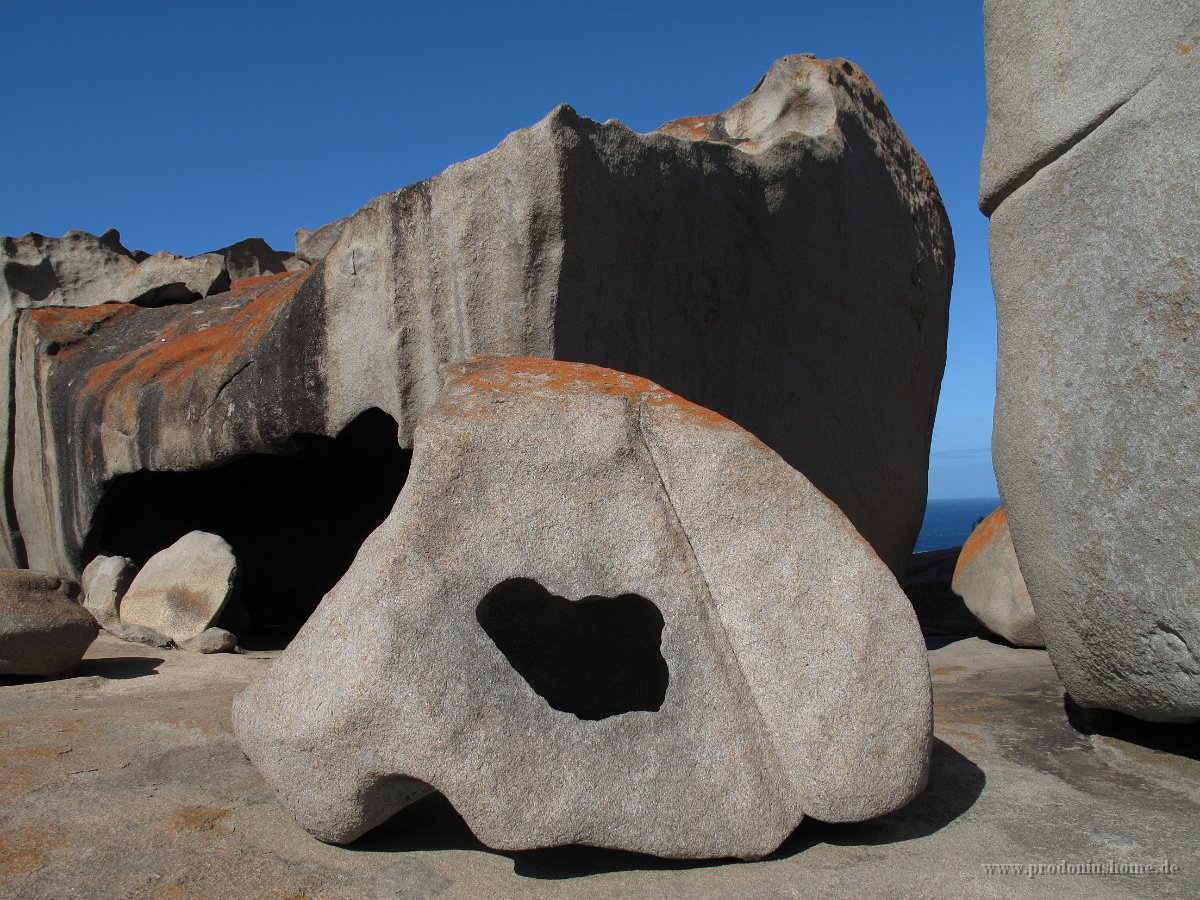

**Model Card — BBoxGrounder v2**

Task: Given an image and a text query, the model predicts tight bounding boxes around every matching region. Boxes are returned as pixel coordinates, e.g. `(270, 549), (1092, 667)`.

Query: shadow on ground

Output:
(353, 738), (984, 880)
(1065, 696), (1200, 762)
(0, 655), (163, 685)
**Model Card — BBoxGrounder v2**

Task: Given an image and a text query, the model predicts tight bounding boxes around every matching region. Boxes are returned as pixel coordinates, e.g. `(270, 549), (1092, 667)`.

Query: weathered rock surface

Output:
(118, 531), (238, 643)
(80, 554), (137, 628)
(109, 251), (230, 306)
(0, 568), (96, 677)
(952, 508), (1041, 648)
(1, 229), (142, 320)
(179, 626), (238, 654)
(104, 620), (174, 648)
(294, 218), (347, 263)
(0, 228), (305, 322)
(982, 2), (1200, 720)
(234, 356), (932, 859)
(1, 54), (950, 581)
(215, 237), (307, 282)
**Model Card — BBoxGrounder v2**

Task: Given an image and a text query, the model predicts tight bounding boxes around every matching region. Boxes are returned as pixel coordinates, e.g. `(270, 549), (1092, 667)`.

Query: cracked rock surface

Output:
(233, 356), (932, 859)
(982, 0), (1200, 720)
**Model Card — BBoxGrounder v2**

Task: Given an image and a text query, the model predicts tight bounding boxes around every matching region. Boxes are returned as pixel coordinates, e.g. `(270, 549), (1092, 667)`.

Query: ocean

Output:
(914, 497), (1002, 553)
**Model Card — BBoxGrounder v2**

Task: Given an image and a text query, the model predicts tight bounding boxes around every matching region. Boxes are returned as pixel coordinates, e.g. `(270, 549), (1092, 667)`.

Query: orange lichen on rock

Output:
(954, 506), (1006, 574)
(81, 266), (313, 434)
(657, 113), (721, 139)
(0, 825), (71, 879)
(446, 355), (760, 443)
(26, 304), (137, 362)
(170, 805), (231, 834)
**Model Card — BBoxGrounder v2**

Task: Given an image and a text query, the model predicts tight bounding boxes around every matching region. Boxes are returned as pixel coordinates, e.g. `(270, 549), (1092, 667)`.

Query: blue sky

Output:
(0, 0), (998, 500)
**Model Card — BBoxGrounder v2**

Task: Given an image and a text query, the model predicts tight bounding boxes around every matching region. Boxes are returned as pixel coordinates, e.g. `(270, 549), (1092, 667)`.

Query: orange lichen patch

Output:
(82, 266), (313, 433)
(447, 355), (762, 444)
(25, 304), (137, 362)
(934, 695), (1006, 726)
(954, 506), (1006, 575)
(657, 113), (720, 139)
(0, 825), (71, 879)
(938, 727), (982, 742)
(229, 269), (300, 295)
(1176, 42), (1194, 54)
(171, 805), (231, 833)
(929, 665), (967, 677)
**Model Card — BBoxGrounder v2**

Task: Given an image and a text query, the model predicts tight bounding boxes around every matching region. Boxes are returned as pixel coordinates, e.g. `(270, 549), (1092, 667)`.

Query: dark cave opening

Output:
(85, 408), (410, 641)
(476, 578), (669, 720)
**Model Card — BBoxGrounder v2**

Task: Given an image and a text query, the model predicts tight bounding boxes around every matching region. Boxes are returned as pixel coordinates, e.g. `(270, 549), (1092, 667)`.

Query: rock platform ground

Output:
(2, 633), (1196, 899)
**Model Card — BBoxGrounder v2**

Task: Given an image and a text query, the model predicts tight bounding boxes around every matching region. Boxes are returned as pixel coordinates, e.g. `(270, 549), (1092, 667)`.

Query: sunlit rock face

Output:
(233, 356), (932, 860)
(982, 0), (1200, 721)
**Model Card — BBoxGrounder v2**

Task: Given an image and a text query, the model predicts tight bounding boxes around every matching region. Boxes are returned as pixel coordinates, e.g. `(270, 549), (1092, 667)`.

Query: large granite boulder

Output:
(982, 1), (1200, 720)
(952, 507), (1041, 648)
(233, 356), (932, 859)
(0, 568), (97, 677)
(0, 54), (951, 583)
(118, 531), (238, 643)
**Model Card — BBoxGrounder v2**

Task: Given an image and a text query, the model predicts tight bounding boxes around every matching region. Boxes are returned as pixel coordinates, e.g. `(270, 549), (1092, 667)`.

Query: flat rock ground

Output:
(2, 633), (1197, 899)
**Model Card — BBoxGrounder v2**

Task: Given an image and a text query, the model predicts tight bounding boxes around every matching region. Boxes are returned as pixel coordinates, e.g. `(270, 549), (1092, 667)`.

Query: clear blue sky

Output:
(0, 0), (998, 500)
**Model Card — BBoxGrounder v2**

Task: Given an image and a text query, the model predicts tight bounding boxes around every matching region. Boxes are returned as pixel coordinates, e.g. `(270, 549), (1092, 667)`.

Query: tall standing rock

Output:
(3, 55), (950, 582)
(982, 1), (1200, 720)
(233, 356), (932, 859)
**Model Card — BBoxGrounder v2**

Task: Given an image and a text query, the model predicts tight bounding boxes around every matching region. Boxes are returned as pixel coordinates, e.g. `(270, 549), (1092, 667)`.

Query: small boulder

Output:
(118, 531), (238, 643)
(0, 569), (97, 677)
(234, 356), (931, 859)
(80, 554), (137, 628)
(179, 627), (238, 654)
(952, 507), (1042, 648)
(105, 621), (174, 648)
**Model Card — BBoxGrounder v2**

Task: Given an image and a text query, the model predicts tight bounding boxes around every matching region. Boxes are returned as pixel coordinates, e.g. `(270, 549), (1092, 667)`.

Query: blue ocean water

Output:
(914, 497), (1002, 552)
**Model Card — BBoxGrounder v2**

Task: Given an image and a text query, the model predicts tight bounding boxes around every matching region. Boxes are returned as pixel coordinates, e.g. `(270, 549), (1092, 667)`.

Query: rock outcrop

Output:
(117, 531), (238, 643)
(233, 356), (932, 859)
(0, 55), (951, 588)
(982, 1), (1200, 720)
(0, 568), (97, 677)
(1, 229), (304, 320)
(952, 508), (1041, 648)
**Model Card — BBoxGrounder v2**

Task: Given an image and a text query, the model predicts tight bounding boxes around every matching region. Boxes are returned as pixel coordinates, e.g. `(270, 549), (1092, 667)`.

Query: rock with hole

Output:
(0, 568), (97, 677)
(951, 508), (1041, 648)
(233, 356), (932, 860)
(118, 531), (238, 643)
(983, 0), (1200, 720)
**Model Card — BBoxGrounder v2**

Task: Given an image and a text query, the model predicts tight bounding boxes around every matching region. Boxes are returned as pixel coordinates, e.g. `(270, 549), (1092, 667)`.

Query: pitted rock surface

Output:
(233, 356), (932, 860)
(0, 54), (950, 581)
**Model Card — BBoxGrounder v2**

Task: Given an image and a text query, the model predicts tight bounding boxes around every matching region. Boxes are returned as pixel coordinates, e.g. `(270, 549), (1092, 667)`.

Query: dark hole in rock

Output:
(85, 408), (409, 641)
(476, 578), (669, 721)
